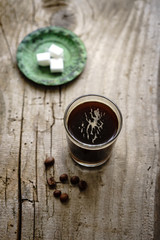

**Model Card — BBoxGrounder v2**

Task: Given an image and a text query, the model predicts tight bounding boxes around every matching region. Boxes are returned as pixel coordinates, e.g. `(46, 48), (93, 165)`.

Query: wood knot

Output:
(43, 0), (67, 8)
(50, 7), (76, 30)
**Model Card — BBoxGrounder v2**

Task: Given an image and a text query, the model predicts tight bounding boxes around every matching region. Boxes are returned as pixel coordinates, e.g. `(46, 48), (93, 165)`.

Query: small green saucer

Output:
(16, 26), (87, 86)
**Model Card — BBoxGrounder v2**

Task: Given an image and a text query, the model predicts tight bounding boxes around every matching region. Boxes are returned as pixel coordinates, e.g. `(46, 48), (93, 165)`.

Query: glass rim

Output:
(64, 94), (123, 150)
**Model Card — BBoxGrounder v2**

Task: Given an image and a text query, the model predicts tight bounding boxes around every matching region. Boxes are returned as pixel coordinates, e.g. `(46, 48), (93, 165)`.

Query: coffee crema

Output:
(68, 101), (118, 145)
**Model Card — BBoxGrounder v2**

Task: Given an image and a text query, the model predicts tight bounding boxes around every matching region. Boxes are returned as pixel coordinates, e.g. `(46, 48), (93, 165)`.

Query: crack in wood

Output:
(154, 56), (160, 240)
(17, 91), (25, 240)
(50, 103), (55, 156)
(21, 198), (34, 203)
(45, 173), (49, 213)
(21, 120), (39, 239)
(4, 170), (7, 207)
(51, 103), (55, 128)
(34, 127), (38, 202)
(33, 199), (36, 240)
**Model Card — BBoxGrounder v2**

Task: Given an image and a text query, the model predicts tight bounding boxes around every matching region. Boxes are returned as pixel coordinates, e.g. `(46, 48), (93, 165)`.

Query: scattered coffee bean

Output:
(53, 190), (61, 198)
(44, 156), (55, 166)
(47, 177), (56, 188)
(78, 180), (87, 191)
(60, 193), (69, 203)
(70, 176), (80, 185)
(60, 174), (68, 183)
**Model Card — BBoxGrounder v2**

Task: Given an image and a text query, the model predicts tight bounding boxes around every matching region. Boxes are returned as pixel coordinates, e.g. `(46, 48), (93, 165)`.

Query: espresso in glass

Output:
(64, 95), (122, 167)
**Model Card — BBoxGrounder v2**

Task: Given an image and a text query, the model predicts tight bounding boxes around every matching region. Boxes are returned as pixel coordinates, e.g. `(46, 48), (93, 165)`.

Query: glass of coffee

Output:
(64, 94), (122, 167)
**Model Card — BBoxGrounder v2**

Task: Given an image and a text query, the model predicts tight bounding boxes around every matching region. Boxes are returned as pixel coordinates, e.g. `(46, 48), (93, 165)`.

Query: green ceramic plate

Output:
(16, 26), (87, 86)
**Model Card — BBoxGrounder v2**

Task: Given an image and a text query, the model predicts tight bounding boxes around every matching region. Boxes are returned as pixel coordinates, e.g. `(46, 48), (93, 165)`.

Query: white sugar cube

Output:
(50, 58), (64, 73)
(48, 44), (64, 58)
(36, 52), (50, 66)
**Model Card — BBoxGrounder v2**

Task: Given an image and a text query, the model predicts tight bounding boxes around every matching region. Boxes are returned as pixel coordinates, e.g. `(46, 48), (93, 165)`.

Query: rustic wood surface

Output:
(0, 0), (160, 239)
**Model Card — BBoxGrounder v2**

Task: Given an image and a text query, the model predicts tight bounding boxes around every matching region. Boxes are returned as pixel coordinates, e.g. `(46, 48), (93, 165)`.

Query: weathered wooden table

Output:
(0, 0), (160, 239)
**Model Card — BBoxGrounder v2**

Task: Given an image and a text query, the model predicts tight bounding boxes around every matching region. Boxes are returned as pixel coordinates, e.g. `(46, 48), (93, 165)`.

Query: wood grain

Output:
(0, 0), (160, 239)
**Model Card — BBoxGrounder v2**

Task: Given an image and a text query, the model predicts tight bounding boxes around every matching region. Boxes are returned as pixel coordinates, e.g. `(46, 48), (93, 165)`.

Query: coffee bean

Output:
(60, 193), (69, 203)
(47, 177), (56, 188)
(70, 176), (80, 185)
(53, 190), (61, 198)
(59, 174), (68, 183)
(44, 157), (55, 166)
(78, 180), (87, 191)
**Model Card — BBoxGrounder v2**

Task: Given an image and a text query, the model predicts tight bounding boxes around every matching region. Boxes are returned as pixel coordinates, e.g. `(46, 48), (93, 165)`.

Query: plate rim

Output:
(16, 26), (87, 86)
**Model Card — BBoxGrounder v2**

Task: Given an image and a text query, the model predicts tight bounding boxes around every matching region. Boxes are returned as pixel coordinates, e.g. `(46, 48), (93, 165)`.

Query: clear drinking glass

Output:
(64, 94), (122, 167)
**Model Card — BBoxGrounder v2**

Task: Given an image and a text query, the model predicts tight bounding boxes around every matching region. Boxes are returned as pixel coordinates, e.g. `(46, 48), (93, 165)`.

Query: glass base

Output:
(70, 152), (111, 167)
